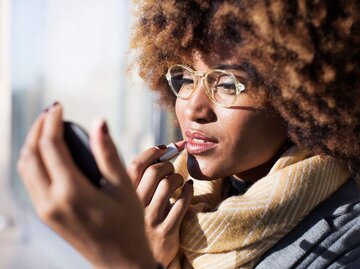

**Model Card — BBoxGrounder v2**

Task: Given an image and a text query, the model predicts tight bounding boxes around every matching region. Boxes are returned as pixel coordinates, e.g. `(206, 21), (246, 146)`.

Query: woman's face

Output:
(175, 57), (288, 181)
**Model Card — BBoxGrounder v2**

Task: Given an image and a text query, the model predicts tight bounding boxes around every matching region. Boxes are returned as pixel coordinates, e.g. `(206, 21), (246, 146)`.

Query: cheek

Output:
(175, 99), (186, 130)
(215, 112), (257, 168)
(229, 112), (287, 169)
(175, 99), (182, 122)
(190, 112), (286, 179)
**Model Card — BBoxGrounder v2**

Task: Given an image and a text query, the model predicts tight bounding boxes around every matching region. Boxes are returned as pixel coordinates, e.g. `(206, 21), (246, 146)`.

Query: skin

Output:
(17, 58), (288, 268)
(176, 56), (288, 182)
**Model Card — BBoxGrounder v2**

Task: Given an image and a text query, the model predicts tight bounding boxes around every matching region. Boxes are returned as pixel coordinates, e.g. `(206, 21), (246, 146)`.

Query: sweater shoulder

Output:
(256, 178), (360, 269)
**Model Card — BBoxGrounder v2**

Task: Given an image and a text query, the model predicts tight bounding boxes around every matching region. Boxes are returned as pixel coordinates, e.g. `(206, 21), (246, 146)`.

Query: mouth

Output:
(185, 130), (218, 155)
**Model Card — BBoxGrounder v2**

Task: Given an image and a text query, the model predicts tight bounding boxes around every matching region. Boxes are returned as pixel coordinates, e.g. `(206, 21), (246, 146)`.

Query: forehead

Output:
(191, 52), (250, 78)
(192, 49), (240, 67)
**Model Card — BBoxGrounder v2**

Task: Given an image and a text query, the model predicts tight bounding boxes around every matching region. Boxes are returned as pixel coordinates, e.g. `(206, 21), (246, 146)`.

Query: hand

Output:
(17, 103), (157, 269)
(127, 144), (194, 267)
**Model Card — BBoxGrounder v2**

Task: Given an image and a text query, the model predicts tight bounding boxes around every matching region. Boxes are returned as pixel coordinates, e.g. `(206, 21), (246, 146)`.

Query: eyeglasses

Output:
(165, 64), (246, 107)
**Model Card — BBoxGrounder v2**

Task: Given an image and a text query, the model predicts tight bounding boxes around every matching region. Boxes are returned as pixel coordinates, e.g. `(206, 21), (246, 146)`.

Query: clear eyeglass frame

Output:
(165, 64), (246, 108)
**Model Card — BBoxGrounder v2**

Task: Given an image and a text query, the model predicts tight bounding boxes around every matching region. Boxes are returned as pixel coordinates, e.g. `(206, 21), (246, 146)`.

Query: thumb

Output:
(89, 118), (132, 192)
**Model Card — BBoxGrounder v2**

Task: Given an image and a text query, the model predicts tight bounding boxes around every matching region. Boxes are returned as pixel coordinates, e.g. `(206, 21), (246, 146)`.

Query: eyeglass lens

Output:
(169, 65), (238, 106)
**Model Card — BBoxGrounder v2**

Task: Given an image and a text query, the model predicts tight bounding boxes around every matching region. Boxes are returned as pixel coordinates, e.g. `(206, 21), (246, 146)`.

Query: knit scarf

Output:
(172, 145), (350, 269)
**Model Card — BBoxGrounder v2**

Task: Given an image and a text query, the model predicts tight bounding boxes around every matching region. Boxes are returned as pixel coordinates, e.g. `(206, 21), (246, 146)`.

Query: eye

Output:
(168, 65), (196, 98)
(214, 83), (237, 95)
(181, 78), (194, 85)
(172, 73), (194, 83)
(171, 75), (193, 88)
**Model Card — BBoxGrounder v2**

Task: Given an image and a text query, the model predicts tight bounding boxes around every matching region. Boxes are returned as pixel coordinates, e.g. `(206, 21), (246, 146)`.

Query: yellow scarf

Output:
(172, 145), (350, 269)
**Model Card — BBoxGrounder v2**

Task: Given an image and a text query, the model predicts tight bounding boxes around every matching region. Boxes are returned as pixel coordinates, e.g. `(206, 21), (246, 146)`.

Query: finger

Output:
(127, 145), (168, 188)
(18, 148), (51, 204)
(39, 103), (84, 186)
(164, 180), (193, 231)
(24, 112), (46, 150)
(136, 162), (174, 206)
(18, 113), (51, 201)
(89, 118), (131, 190)
(147, 173), (184, 219)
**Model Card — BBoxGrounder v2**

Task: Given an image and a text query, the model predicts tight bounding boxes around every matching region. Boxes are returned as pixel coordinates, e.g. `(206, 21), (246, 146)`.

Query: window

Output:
(0, 1), (176, 268)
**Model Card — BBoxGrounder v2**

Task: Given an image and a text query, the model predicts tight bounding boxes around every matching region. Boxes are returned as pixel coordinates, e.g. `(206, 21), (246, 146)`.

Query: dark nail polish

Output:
(188, 179), (194, 185)
(156, 144), (167, 150)
(42, 101), (58, 113)
(101, 121), (108, 135)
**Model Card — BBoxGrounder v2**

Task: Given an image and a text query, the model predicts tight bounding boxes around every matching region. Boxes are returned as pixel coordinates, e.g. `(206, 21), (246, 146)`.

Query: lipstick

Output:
(157, 141), (185, 162)
(185, 130), (217, 155)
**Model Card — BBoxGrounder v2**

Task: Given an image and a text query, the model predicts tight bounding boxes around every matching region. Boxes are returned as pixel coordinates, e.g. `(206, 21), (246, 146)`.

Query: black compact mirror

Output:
(63, 121), (102, 188)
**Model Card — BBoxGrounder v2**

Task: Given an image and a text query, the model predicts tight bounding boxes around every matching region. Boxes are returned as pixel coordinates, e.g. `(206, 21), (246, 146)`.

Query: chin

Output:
(187, 154), (225, 180)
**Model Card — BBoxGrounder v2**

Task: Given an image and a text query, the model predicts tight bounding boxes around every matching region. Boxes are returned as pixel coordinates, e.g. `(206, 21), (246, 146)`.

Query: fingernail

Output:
(42, 101), (59, 113)
(101, 121), (108, 135)
(156, 144), (167, 150)
(188, 179), (194, 185)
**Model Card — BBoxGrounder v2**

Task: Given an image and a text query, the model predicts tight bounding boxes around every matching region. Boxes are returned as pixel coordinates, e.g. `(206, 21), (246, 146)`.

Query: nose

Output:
(183, 79), (216, 123)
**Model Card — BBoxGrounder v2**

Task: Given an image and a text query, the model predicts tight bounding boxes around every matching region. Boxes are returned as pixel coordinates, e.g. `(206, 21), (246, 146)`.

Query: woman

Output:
(18, 1), (360, 269)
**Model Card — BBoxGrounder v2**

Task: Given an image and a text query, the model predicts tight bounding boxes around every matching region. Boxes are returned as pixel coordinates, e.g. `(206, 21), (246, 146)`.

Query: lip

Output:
(185, 130), (218, 155)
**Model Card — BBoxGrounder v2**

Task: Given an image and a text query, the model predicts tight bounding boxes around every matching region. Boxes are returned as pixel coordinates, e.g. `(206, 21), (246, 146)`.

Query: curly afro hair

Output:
(130, 0), (360, 181)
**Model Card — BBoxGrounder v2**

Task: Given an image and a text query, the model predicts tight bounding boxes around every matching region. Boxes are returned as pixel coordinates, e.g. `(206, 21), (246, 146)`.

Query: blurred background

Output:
(0, 0), (177, 268)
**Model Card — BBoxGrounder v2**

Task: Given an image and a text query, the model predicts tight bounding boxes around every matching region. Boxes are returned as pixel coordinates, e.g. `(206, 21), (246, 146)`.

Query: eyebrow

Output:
(213, 62), (264, 86)
(213, 64), (250, 81)
(213, 64), (245, 70)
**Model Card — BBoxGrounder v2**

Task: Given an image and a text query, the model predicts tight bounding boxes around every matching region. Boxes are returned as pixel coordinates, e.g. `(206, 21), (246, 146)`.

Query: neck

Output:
(235, 140), (293, 183)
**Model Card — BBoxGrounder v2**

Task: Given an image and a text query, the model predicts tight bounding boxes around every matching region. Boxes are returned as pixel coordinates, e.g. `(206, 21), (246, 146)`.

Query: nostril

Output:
(184, 100), (217, 123)
(195, 118), (212, 124)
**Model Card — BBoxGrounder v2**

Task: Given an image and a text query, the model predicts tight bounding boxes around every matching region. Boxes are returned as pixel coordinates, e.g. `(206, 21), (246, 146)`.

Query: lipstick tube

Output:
(158, 143), (180, 162)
